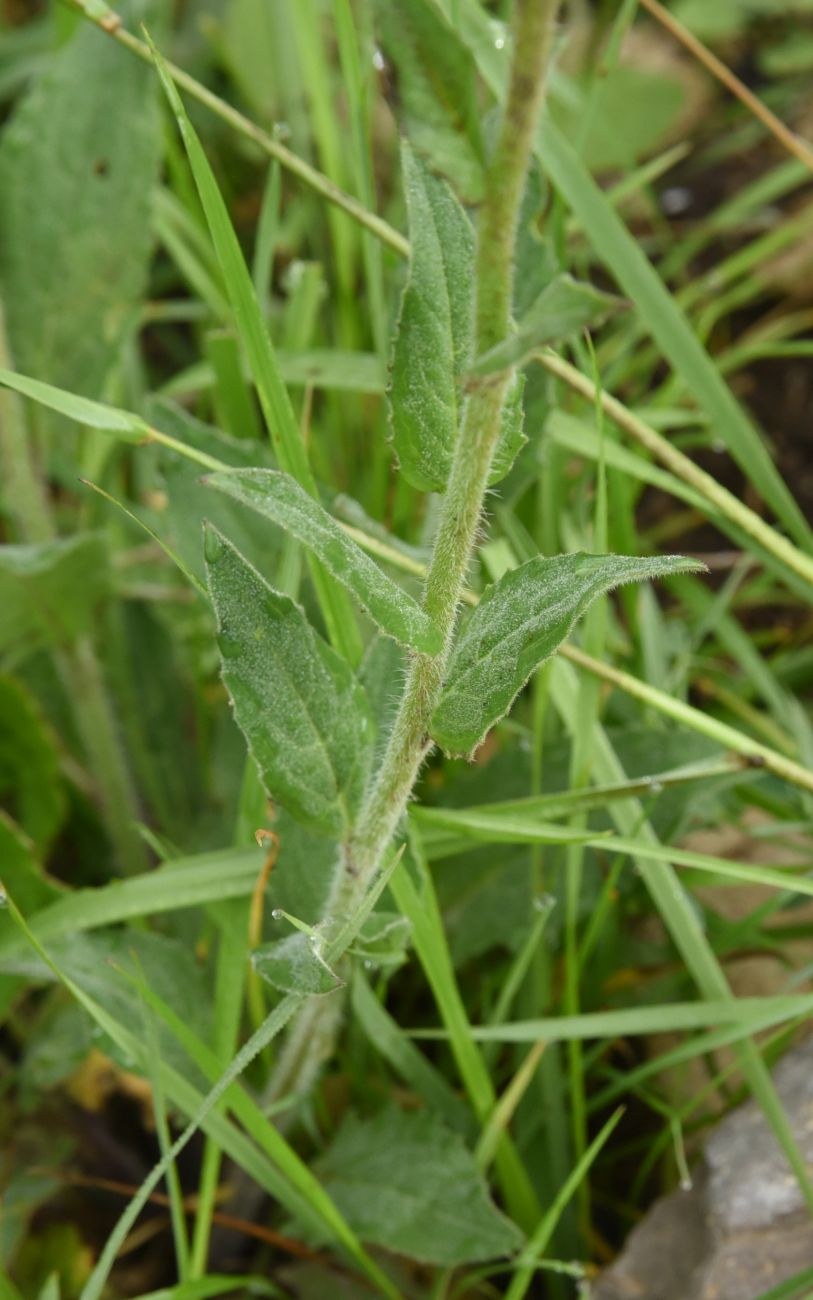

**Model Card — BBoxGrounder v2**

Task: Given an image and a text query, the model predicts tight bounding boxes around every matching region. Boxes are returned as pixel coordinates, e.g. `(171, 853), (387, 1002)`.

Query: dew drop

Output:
(271, 908), (283, 920)
(495, 34), (505, 49)
(0, 888), (7, 909)
(273, 121), (292, 142)
(649, 781), (663, 795)
(660, 185), (691, 216)
(711, 439), (726, 454)
(533, 893), (555, 913)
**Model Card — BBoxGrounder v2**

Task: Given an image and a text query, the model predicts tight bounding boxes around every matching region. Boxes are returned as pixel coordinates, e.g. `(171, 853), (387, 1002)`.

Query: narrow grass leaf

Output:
(148, 34), (363, 664)
(0, 368), (149, 438)
(205, 526), (372, 837)
(418, 806), (813, 898)
(0, 848), (260, 962)
(111, 961), (396, 1296)
(536, 119), (813, 548)
(431, 552), (703, 755)
(448, 0), (813, 547)
(148, 37), (309, 488)
(413, 995), (813, 1043)
(205, 469), (441, 652)
(505, 1108), (624, 1300)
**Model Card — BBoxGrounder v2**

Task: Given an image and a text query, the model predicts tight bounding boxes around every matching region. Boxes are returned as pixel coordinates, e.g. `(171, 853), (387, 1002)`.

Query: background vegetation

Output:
(2, 0), (813, 1297)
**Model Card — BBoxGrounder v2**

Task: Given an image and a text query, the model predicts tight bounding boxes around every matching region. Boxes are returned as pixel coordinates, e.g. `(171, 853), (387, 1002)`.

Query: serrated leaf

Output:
(374, 0), (485, 202)
(252, 932), (342, 996)
(205, 469), (441, 653)
(390, 146), (524, 491)
(0, 535), (110, 662)
(473, 274), (622, 376)
(431, 553), (704, 755)
(204, 526), (372, 837)
(0, 0), (162, 398)
(316, 1106), (523, 1265)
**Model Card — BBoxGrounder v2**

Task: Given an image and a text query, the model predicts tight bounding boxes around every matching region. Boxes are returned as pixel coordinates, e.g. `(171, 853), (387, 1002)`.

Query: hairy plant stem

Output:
(268, 0), (561, 1106)
(342, 0), (559, 912)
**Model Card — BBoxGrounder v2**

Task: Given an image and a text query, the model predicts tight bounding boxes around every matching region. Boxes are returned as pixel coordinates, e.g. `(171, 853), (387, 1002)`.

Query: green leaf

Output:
(349, 911), (412, 969)
(0, 847), (262, 962)
(0, 813), (62, 922)
(431, 552), (703, 755)
(148, 33), (363, 665)
(537, 118), (813, 545)
(490, 370), (526, 484)
(316, 1106), (523, 1265)
(148, 36), (310, 490)
(389, 144), (473, 492)
(0, 0), (162, 397)
(204, 526), (373, 837)
(374, 0), (485, 202)
(449, 0), (813, 549)
(0, 535), (110, 661)
(390, 145), (524, 491)
(0, 368), (149, 439)
(0, 676), (66, 852)
(473, 274), (622, 375)
(205, 469), (441, 653)
(252, 932), (342, 996)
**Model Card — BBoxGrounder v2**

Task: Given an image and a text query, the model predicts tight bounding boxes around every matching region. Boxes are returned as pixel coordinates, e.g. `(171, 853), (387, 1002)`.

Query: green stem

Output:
(345, 0), (559, 908)
(268, 0), (561, 1108)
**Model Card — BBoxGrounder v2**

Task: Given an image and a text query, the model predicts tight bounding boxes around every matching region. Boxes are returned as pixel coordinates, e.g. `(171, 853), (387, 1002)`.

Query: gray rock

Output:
(592, 1038), (813, 1300)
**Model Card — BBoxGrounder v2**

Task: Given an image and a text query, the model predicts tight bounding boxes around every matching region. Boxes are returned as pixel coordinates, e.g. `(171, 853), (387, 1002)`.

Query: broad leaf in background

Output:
(204, 527), (373, 837)
(205, 469), (442, 653)
(0, 816), (60, 1019)
(315, 1106), (523, 1265)
(0, 536), (109, 664)
(374, 0), (485, 202)
(473, 273), (622, 375)
(252, 932), (342, 996)
(0, 676), (66, 854)
(431, 552), (703, 755)
(389, 146), (525, 491)
(0, 0), (162, 397)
